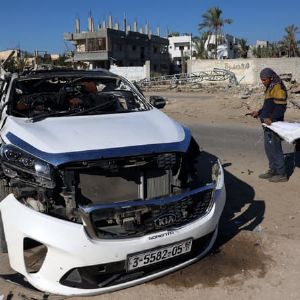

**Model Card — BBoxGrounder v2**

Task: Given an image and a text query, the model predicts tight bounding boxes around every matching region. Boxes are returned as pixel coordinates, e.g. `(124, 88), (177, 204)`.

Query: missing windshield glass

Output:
(10, 76), (148, 120)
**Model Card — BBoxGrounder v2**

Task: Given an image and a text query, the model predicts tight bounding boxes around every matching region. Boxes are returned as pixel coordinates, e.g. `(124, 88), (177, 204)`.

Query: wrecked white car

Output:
(0, 69), (225, 296)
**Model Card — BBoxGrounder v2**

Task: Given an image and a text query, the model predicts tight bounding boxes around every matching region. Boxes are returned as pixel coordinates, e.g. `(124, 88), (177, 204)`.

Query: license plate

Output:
(127, 239), (193, 271)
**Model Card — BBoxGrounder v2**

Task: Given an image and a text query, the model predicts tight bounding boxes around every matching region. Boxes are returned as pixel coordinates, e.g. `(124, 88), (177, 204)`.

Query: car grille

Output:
(80, 185), (214, 239)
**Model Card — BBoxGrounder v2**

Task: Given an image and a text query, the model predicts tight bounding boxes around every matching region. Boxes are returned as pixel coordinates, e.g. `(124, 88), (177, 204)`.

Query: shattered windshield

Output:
(9, 75), (149, 121)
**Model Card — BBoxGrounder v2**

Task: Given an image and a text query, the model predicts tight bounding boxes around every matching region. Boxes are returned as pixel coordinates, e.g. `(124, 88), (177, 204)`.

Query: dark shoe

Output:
(268, 174), (288, 182)
(259, 169), (276, 179)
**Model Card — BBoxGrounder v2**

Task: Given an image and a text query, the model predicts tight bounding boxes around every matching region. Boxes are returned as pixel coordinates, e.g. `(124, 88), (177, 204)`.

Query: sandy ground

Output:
(0, 89), (300, 300)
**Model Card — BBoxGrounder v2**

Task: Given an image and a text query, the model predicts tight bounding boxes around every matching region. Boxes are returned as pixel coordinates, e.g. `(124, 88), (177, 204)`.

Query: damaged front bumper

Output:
(0, 164), (226, 296)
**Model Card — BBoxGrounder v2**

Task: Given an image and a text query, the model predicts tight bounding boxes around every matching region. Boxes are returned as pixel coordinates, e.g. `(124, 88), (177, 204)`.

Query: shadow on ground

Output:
(153, 151), (268, 289)
(195, 151), (265, 248)
(285, 150), (300, 177)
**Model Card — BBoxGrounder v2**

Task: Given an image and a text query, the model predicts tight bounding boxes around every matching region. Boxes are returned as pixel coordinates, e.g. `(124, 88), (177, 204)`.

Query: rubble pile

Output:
(143, 81), (300, 112)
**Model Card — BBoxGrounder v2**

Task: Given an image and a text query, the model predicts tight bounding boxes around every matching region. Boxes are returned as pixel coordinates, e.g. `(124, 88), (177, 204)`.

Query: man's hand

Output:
(245, 111), (259, 118)
(263, 118), (272, 125)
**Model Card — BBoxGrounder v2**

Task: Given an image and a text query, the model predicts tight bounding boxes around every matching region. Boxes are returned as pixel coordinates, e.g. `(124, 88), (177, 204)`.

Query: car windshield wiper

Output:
(68, 99), (118, 116)
(29, 99), (133, 122)
(30, 110), (79, 123)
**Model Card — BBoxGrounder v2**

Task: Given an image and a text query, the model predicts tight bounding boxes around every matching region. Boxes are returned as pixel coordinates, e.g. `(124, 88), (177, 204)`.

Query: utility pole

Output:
(190, 33), (193, 59)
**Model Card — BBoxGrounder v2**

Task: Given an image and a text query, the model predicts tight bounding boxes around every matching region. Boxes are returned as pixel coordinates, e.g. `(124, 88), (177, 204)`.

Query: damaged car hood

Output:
(1, 109), (191, 166)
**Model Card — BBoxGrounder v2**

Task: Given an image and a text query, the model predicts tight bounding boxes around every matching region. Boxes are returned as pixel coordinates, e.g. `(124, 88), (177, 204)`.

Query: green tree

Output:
(198, 7), (232, 58)
(168, 32), (180, 37)
(281, 24), (299, 57)
(252, 43), (281, 58)
(54, 53), (73, 67)
(238, 39), (249, 58)
(192, 32), (209, 59)
(5, 56), (31, 73)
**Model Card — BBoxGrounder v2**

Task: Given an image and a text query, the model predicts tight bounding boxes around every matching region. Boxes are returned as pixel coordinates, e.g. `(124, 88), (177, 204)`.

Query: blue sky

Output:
(0, 0), (299, 54)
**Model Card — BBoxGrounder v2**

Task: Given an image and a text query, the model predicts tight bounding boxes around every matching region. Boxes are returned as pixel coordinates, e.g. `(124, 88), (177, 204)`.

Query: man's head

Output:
(260, 68), (276, 87)
(82, 80), (97, 93)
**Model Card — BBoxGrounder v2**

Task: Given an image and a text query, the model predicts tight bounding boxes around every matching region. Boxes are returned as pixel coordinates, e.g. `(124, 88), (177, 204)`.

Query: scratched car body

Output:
(0, 69), (226, 296)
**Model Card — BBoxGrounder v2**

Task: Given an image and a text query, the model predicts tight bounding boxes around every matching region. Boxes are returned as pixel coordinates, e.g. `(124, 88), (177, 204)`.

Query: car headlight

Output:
(0, 144), (53, 179)
(212, 160), (224, 190)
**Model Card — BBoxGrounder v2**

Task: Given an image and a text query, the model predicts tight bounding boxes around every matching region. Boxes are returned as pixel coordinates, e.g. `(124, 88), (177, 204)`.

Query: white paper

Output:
(264, 121), (300, 143)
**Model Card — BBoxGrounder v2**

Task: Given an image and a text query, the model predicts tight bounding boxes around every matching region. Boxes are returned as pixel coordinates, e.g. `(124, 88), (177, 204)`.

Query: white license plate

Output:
(127, 239), (193, 271)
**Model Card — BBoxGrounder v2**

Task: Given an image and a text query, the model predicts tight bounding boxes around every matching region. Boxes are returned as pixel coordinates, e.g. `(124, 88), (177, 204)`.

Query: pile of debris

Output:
(138, 68), (238, 90)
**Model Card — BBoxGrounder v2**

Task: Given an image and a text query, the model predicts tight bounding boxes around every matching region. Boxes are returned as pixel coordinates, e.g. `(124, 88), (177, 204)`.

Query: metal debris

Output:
(279, 73), (293, 82)
(138, 68), (238, 88)
(289, 99), (300, 109)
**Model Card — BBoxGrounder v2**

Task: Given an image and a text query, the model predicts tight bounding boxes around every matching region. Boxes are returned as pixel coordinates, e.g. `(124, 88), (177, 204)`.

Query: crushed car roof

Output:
(18, 68), (119, 79)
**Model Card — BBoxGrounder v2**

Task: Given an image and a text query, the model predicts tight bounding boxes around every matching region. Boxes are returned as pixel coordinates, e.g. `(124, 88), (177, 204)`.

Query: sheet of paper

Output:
(264, 121), (300, 143)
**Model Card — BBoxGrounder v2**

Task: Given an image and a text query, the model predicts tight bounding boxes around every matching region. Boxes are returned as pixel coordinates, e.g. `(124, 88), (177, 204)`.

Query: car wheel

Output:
(0, 180), (11, 253)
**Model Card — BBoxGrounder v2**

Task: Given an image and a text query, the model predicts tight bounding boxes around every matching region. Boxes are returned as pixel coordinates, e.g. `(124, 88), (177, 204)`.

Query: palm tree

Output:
(252, 43), (281, 58)
(198, 7), (232, 59)
(238, 39), (249, 58)
(281, 24), (299, 57)
(193, 32), (209, 59)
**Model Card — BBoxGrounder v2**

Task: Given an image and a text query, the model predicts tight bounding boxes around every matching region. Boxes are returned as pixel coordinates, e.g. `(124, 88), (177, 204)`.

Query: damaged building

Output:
(64, 15), (170, 74)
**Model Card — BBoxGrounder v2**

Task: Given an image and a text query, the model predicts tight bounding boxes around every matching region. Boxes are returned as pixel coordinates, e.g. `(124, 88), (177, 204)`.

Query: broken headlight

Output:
(0, 144), (53, 180)
(212, 160), (224, 190)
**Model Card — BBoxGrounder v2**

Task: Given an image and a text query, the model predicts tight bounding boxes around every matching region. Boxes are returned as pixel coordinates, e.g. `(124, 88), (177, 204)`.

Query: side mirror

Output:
(149, 96), (166, 109)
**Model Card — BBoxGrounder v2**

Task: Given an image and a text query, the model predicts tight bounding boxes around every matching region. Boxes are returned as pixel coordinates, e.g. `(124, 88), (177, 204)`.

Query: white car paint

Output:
(2, 109), (186, 154)
(0, 174), (226, 296)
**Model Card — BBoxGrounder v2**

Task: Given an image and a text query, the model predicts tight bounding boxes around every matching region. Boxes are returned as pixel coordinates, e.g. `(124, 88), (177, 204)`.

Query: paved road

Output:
(188, 122), (294, 163)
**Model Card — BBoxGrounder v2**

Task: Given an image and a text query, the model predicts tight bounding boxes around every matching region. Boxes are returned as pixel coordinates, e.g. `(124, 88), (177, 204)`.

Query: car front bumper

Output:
(0, 169), (226, 296)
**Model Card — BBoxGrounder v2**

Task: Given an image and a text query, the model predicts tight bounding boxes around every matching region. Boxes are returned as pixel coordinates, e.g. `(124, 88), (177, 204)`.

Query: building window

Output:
(140, 47), (145, 59)
(86, 38), (106, 51)
(161, 45), (168, 54)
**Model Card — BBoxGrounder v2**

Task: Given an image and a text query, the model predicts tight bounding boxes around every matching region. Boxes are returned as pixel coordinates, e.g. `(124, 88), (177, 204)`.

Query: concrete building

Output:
(205, 34), (241, 59)
(168, 35), (193, 72)
(0, 49), (22, 62)
(256, 40), (269, 47)
(64, 15), (170, 74)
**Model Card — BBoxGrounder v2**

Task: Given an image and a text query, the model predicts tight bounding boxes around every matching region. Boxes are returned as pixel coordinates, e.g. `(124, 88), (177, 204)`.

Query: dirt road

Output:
(0, 90), (300, 300)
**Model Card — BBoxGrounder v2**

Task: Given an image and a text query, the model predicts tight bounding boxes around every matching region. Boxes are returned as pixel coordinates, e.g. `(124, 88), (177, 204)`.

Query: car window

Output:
(9, 75), (149, 118)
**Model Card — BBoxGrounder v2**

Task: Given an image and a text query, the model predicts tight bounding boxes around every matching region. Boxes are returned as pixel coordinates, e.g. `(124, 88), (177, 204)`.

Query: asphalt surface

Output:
(188, 122), (295, 168)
